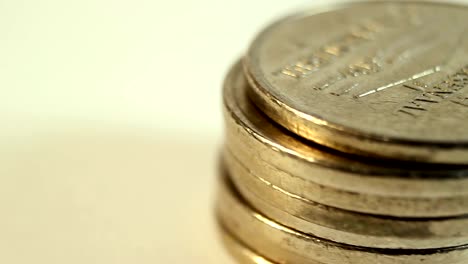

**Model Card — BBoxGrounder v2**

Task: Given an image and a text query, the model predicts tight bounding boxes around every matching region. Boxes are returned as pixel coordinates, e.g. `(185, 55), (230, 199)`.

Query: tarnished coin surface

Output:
(245, 2), (468, 164)
(216, 172), (468, 264)
(223, 61), (468, 217)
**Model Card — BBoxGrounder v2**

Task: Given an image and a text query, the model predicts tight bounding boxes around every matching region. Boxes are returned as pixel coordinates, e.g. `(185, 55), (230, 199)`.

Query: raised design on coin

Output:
(245, 2), (468, 163)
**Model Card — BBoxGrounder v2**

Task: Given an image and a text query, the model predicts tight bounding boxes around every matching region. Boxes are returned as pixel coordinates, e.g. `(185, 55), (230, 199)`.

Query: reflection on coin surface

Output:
(223, 150), (468, 249)
(223, 61), (468, 217)
(216, 172), (468, 264)
(217, 225), (277, 264)
(245, 2), (468, 164)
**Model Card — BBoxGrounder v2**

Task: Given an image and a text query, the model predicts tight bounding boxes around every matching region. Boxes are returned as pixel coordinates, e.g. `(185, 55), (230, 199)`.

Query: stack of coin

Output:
(216, 2), (468, 263)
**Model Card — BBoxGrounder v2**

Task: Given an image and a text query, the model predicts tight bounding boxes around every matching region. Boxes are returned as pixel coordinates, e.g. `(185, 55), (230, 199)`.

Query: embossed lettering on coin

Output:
(245, 2), (468, 163)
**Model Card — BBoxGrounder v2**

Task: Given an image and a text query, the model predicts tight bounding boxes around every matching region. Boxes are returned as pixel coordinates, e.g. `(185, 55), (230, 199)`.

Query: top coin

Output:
(245, 1), (468, 164)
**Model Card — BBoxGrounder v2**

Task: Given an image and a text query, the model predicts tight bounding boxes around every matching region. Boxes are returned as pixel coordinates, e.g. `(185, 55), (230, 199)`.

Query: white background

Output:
(0, 0), (467, 263)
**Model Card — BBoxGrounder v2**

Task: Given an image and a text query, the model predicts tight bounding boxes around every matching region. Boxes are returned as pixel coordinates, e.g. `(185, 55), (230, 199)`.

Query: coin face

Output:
(223, 61), (468, 217)
(245, 2), (468, 164)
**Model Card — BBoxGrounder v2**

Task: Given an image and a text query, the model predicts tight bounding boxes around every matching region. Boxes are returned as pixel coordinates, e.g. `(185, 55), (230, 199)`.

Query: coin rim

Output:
(244, 1), (468, 163)
(217, 222), (278, 264)
(223, 60), (468, 198)
(216, 171), (468, 264)
(224, 150), (468, 248)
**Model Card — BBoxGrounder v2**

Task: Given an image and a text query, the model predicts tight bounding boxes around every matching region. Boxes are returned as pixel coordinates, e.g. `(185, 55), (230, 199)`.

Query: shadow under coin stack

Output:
(216, 2), (468, 264)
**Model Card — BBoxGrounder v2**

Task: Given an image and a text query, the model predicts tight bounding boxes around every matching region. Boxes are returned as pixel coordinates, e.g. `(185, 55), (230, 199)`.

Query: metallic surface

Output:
(216, 172), (468, 264)
(223, 61), (468, 217)
(224, 150), (468, 249)
(217, 224), (278, 264)
(244, 1), (468, 164)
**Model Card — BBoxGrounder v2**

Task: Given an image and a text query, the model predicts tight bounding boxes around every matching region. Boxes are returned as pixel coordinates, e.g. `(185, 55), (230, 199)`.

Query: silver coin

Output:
(223, 149), (468, 249)
(216, 171), (468, 264)
(245, 1), (468, 164)
(217, 223), (279, 264)
(223, 61), (468, 217)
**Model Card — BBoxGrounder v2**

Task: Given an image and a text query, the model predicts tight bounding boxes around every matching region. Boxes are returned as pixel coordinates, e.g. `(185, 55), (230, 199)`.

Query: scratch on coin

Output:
(452, 98), (468, 107)
(356, 66), (441, 98)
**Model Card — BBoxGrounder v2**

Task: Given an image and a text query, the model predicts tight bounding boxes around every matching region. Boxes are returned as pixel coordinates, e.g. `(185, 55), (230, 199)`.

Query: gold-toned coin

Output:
(216, 171), (468, 264)
(244, 1), (468, 164)
(228, 138), (468, 217)
(223, 149), (468, 249)
(223, 61), (468, 217)
(217, 224), (278, 264)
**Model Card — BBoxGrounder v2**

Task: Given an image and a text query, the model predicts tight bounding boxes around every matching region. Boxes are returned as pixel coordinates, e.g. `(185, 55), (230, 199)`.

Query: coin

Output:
(217, 225), (277, 264)
(228, 139), (468, 217)
(244, 1), (468, 164)
(223, 149), (468, 249)
(217, 170), (468, 264)
(223, 61), (468, 217)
